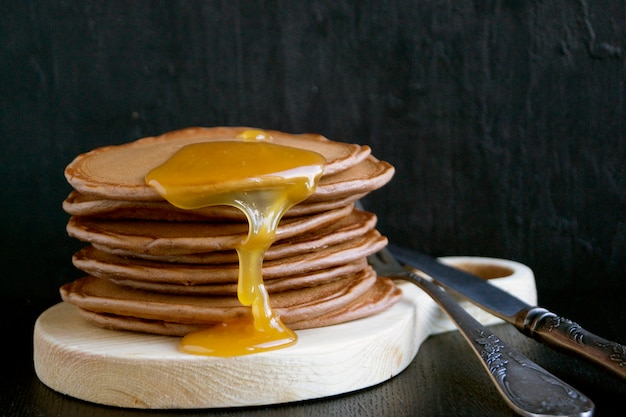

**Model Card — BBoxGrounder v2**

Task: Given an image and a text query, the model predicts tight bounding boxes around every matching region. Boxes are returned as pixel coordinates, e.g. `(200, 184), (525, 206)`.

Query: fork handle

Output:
(406, 273), (594, 417)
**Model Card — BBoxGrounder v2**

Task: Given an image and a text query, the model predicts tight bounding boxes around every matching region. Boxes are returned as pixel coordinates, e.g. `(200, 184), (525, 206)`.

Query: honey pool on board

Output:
(145, 129), (326, 356)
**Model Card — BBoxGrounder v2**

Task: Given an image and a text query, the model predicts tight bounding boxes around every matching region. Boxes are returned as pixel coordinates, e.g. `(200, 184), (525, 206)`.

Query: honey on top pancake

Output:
(59, 127), (399, 356)
(64, 126), (375, 201)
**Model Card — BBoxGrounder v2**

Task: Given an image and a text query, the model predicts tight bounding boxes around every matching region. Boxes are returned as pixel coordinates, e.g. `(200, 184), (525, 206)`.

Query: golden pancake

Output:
(65, 127), (372, 201)
(71, 230), (387, 285)
(88, 209), (377, 264)
(66, 204), (352, 257)
(109, 260), (368, 295)
(62, 190), (368, 221)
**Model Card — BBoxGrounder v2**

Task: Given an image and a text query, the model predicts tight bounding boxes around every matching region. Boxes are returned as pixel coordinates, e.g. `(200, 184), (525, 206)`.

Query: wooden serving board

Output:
(33, 257), (537, 409)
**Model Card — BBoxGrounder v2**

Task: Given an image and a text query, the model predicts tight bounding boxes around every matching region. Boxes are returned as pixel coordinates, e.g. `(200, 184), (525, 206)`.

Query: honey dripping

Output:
(145, 129), (326, 356)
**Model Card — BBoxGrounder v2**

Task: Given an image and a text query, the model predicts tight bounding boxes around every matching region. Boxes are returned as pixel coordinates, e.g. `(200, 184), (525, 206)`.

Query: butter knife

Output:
(388, 243), (626, 381)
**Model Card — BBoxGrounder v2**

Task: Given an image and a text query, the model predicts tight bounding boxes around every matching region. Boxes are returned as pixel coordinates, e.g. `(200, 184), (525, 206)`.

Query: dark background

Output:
(1, 1), (624, 312)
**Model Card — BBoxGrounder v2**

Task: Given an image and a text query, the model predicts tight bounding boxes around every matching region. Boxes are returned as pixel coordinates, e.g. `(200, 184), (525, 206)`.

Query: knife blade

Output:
(388, 243), (626, 381)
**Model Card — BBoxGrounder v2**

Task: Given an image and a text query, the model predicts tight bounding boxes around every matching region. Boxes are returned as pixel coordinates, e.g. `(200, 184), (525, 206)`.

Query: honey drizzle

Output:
(145, 130), (326, 356)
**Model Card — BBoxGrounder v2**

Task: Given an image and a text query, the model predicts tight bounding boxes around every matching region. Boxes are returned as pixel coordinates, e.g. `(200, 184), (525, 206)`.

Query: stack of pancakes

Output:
(60, 127), (401, 336)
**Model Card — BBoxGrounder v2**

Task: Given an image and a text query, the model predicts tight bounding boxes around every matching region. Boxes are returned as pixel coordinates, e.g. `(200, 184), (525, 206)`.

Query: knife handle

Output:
(522, 307), (626, 380)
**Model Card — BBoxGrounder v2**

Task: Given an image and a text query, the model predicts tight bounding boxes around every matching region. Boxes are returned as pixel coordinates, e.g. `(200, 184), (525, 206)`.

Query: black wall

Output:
(1, 1), (624, 307)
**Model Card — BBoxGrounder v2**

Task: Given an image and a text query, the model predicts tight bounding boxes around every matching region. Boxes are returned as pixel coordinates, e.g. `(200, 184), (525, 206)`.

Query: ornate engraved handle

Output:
(523, 307), (626, 381)
(410, 274), (594, 417)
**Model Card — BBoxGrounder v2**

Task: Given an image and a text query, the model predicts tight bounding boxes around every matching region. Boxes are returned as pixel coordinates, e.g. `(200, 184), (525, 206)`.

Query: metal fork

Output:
(368, 247), (594, 417)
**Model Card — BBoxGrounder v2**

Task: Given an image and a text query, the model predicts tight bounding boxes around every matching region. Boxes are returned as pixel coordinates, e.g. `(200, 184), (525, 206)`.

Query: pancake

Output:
(66, 204), (352, 257)
(64, 127), (372, 201)
(60, 271), (402, 336)
(287, 277), (402, 329)
(89, 209), (377, 264)
(109, 260), (368, 295)
(60, 268), (375, 325)
(59, 126), (401, 341)
(62, 153), (394, 220)
(304, 155), (394, 203)
(62, 190), (368, 221)
(75, 276), (401, 335)
(71, 230), (387, 285)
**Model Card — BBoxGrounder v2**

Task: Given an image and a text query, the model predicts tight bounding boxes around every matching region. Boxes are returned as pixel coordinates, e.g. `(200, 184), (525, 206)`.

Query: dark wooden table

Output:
(3, 290), (625, 417)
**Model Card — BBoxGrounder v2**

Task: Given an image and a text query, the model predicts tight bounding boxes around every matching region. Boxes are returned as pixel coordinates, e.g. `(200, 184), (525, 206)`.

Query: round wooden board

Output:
(33, 257), (537, 409)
